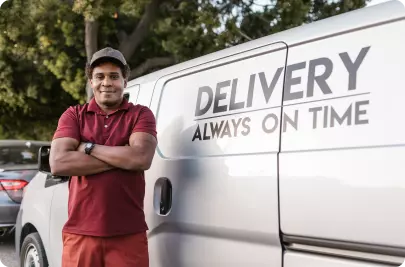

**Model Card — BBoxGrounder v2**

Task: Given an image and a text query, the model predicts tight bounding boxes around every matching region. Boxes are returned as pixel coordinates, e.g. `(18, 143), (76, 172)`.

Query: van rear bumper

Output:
(0, 202), (20, 225)
(14, 208), (23, 262)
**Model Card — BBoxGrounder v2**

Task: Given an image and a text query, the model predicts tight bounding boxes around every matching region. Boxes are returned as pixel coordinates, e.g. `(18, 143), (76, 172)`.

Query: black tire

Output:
(20, 232), (49, 267)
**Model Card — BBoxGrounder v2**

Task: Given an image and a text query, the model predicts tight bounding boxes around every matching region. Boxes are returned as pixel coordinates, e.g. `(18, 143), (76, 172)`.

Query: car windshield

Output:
(0, 143), (40, 167)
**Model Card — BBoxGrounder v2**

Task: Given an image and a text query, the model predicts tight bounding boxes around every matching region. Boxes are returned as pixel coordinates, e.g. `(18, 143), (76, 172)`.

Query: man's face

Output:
(91, 62), (127, 108)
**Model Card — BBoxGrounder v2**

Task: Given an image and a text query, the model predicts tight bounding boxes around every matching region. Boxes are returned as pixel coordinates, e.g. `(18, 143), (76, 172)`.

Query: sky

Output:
(252, 0), (391, 8)
(366, 0), (390, 5)
(226, 0), (392, 32)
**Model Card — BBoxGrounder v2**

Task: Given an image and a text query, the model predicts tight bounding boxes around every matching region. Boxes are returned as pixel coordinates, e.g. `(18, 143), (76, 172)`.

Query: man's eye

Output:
(111, 75), (119, 79)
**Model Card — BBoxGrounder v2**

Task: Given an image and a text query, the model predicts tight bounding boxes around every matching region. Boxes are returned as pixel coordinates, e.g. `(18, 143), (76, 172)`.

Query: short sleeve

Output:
(132, 106), (157, 139)
(52, 107), (81, 142)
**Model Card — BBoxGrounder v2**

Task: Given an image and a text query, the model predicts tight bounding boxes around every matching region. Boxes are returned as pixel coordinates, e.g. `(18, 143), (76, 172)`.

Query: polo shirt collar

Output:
(87, 97), (130, 114)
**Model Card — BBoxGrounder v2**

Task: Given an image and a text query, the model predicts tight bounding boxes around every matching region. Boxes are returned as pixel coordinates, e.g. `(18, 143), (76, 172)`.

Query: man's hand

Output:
(50, 138), (115, 176)
(88, 132), (157, 171)
(77, 142), (129, 153)
(77, 142), (86, 153)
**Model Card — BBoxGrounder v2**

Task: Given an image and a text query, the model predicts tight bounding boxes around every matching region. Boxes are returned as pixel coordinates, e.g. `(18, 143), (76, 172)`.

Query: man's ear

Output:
(124, 80), (127, 88)
(89, 80), (96, 94)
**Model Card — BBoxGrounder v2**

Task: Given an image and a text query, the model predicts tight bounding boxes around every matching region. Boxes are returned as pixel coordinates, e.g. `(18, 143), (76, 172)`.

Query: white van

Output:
(15, 1), (405, 266)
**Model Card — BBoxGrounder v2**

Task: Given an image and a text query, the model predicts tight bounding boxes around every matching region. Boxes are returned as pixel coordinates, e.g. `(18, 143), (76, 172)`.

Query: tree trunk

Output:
(130, 57), (175, 79)
(85, 19), (99, 102)
(119, 0), (162, 60)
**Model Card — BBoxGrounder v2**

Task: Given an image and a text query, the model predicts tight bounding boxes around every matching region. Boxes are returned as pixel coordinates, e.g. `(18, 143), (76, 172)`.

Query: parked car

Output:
(0, 140), (49, 238)
(15, 1), (405, 267)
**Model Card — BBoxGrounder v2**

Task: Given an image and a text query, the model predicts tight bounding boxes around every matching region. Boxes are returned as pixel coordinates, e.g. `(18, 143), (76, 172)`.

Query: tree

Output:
(0, 0), (368, 140)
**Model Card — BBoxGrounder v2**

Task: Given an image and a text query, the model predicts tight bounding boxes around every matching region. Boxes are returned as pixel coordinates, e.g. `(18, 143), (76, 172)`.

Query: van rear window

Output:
(0, 144), (40, 167)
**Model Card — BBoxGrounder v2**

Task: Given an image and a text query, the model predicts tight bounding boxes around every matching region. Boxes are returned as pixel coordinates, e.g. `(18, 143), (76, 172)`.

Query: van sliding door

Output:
(279, 6), (405, 267)
(144, 41), (288, 267)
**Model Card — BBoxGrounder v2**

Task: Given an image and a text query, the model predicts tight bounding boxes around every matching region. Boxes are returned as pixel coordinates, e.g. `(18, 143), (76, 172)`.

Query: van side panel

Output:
(20, 173), (55, 266)
(145, 42), (287, 267)
(279, 11), (405, 258)
(136, 81), (156, 106)
(124, 84), (140, 103)
(285, 252), (393, 267)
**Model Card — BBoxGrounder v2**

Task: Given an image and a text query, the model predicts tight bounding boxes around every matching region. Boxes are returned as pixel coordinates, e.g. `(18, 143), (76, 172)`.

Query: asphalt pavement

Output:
(0, 235), (18, 267)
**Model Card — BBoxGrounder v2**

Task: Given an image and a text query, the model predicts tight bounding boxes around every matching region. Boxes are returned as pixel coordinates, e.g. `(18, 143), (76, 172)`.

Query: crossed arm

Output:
(50, 132), (157, 176)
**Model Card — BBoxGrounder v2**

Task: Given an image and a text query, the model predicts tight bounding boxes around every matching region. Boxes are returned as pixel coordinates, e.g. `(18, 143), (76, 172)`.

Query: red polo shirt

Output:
(52, 97), (157, 237)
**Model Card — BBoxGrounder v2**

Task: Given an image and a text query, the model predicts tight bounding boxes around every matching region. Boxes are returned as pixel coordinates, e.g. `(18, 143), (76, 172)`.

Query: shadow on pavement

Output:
(0, 232), (18, 267)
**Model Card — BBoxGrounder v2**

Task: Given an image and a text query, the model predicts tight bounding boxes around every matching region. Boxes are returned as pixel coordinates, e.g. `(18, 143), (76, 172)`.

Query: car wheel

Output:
(20, 232), (48, 267)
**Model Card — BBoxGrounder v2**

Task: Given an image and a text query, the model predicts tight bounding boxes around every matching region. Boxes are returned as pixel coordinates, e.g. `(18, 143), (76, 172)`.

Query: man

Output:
(49, 47), (157, 267)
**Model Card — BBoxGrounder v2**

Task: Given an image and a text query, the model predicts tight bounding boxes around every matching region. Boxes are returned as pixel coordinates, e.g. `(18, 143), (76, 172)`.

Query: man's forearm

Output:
(90, 145), (150, 171)
(50, 151), (114, 176)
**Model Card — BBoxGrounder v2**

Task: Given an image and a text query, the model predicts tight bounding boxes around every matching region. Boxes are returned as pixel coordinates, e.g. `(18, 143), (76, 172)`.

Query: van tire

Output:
(20, 232), (48, 267)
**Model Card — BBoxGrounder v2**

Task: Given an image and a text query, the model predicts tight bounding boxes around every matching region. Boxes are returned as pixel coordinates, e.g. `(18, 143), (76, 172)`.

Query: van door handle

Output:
(154, 178), (172, 215)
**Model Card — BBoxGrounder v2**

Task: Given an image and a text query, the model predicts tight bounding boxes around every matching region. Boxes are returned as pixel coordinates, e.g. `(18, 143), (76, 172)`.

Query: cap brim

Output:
(90, 56), (126, 67)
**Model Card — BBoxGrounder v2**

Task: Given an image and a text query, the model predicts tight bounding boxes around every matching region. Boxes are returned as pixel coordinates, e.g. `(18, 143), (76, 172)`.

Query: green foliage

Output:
(0, 0), (367, 140)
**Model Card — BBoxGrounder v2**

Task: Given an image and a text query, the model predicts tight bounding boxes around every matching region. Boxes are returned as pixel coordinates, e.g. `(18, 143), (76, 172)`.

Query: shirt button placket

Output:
(103, 114), (110, 141)
(105, 114), (109, 128)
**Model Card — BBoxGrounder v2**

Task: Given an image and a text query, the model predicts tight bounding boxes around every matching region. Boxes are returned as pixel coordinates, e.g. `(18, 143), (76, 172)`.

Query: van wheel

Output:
(20, 232), (48, 267)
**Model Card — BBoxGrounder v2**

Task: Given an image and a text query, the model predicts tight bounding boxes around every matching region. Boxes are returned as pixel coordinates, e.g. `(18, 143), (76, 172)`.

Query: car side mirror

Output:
(38, 146), (51, 174)
(38, 146), (70, 182)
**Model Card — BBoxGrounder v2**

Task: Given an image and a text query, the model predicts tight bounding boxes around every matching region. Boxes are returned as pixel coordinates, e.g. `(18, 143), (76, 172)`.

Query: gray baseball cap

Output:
(89, 47), (127, 67)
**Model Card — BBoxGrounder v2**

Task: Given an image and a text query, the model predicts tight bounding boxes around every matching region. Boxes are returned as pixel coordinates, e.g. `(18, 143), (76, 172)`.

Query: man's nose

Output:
(102, 76), (112, 86)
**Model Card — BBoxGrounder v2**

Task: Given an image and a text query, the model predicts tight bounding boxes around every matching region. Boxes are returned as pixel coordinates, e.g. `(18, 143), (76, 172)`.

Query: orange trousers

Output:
(62, 232), (149, 267)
